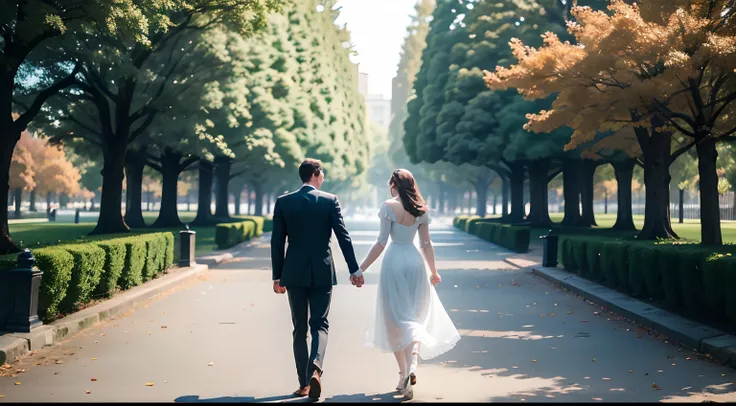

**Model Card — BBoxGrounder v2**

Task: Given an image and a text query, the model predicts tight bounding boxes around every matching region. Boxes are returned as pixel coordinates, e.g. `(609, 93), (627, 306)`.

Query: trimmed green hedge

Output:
(0, 232), (175, 322)
(119, 238), (146, 290)
(473, 222), (531, 253)
(34, 247), (75, 321)
(559, 236), (736, 323)
(93, 240), (126, 298)
(465, 217), (498, 235)
(59, 244), (106, 312)
(453, 216), (477, 232)
(216, 220), (257, 250)
(238, 216), (265, 237)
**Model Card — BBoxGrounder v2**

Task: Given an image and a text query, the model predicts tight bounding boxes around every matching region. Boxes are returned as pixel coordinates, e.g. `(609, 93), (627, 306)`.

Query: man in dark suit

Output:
(271, 158), (364, 400)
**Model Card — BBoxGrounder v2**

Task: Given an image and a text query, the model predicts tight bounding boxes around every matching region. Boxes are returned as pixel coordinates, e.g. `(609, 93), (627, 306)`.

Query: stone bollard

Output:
(74, 208), (81, 224)
(179, 226), (197, 268)
(4, 249), (44, 333)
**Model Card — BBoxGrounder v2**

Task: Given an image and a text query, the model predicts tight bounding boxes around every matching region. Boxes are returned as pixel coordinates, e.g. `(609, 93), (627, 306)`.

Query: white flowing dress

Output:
(364, 203), (461, 360)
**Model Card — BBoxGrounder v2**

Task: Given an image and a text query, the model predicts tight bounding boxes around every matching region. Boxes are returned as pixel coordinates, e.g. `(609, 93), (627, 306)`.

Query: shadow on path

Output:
(175, 391), (405, 403)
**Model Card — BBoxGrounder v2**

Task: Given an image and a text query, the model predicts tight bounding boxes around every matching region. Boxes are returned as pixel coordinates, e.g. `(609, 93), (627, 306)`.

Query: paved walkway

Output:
(0, 218), (735, 402)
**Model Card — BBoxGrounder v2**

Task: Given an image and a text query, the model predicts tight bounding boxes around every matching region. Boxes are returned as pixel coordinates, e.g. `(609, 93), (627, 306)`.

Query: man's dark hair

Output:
(299, 158), (323, 183)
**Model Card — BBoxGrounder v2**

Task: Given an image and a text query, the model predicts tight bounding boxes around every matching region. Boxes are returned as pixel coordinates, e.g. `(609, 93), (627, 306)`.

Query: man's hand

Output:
(350, 274), (364, 288)
(273, 280), (286, 294)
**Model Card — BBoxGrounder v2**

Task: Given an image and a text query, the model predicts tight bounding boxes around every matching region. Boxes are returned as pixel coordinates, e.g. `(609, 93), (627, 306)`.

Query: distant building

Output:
(366, 94), (391, 129)
(358, 71), (391, 129)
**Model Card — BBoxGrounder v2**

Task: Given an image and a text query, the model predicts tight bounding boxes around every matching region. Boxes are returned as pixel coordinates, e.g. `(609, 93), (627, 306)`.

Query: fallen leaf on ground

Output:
(0, 394), (4, 398)
(682, 387), (692, 391)
(14, 382), (20, 386)
(628, 370), (634, 373)
(581, 320), (589, 323)
(86, 390), (91, 394)
(592, 358), (596, 362)
(532, 359), (537, 363)
(145, 382), (154, 387)
(91, 378), (97, 382)
(594, 312), (600, 316)
(652, 383), (661, 391)
(658, 370), (663, 373)
(602, 377), (611, 380)
(161, 326), (167, 329)
(592, 397), (603, 401)
(208, 362), (214, 366)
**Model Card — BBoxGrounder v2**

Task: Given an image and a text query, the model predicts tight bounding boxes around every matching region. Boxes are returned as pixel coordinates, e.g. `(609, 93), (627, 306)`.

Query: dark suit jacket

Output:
(271, 185), (360, 287)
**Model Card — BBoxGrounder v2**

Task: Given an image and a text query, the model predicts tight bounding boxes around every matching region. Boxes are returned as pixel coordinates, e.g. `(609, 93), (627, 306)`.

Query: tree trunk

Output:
(254, 183), (264, 216)
(234, 186), (242, 216)
(267, 192), (273, 215)
(186, 194), (190, 212)
(507, 164), (525, 223)
(152, 150), (184, 229)
(579, 160), (598, 227)
(696, 138), (722, 245)
(192, 160), (215, 226)
(679, 188), (684, 224)
(636, 125), (677, 240)
(604, 192), (608, 214)
(124, 151), (146, 229)
(214, 157), (231, 221)
(475, 182), (488, 218)
(612, 160), (636, 231)
(29, 189), (37, 212)
(492, 190), (497, 215)
(92, 142), (130, 235)
(46, 192), (52, 215)
(502, 177), (509, 218)
(438, 183), (446, 215)
(13, 188), (21, 219)
(561, 160), (583, 227)
(60, 193), (69, 209)
(0, 100), (21, 253)
(527, 159), (552, 227)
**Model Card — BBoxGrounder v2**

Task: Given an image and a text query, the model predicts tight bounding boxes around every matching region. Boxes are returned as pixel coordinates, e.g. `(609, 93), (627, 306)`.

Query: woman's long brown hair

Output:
(390, 169), (428, 218)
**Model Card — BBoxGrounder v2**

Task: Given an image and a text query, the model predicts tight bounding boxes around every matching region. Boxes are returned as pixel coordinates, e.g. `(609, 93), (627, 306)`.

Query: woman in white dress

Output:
(358, 169), (461, 398)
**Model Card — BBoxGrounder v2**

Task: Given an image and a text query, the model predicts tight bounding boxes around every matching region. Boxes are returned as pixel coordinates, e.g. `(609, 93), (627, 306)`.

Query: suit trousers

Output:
(286, 286), (332, 387)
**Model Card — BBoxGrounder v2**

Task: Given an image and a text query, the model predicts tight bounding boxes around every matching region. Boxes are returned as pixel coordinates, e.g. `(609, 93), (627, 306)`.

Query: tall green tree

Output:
(39, 0), (277, 236)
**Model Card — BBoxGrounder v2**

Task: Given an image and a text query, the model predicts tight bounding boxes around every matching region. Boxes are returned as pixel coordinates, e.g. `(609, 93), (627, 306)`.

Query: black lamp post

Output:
(179, 226), (197, 268)
(5, 249), (43, 333)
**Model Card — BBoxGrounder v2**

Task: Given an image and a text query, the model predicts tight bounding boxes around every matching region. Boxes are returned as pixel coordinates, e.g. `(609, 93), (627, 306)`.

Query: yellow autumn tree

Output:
(485, 0), (736, 244)
(9, 129), (36, 218)
(31, 141), (82, 213)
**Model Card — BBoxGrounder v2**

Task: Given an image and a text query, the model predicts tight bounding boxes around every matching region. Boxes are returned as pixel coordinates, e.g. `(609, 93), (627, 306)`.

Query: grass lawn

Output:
(7, 211), (247, 260)
(467, 212), (736, 245)
(525, 213), (736, 244)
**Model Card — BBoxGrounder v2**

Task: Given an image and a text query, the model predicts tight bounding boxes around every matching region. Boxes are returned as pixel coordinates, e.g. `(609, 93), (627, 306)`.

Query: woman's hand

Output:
(430, 273), (441, 286)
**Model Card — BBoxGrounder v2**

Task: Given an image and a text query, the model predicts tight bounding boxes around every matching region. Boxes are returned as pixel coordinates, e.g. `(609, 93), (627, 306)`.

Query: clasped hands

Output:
(271, 269), (365, 295)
